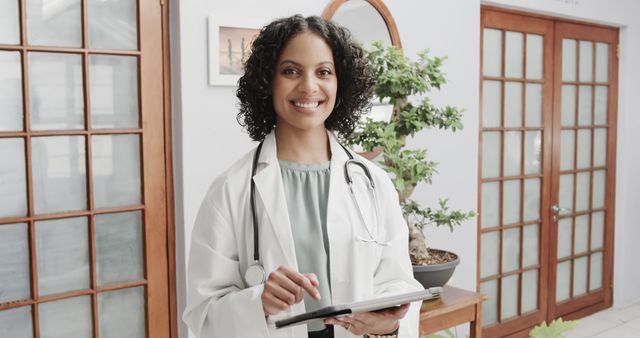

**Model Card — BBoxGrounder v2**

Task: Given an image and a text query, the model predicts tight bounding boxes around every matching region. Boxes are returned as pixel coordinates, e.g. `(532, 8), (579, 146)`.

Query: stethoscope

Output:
(244, 141), (389, 287)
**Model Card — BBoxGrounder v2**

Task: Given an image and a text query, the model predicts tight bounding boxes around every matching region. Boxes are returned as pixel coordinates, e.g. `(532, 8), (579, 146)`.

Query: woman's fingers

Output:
(280, 267), (321, 300)
(262, 291), (289, 313)
(304, 273), (319, 287)
(261, 266), (321, 316)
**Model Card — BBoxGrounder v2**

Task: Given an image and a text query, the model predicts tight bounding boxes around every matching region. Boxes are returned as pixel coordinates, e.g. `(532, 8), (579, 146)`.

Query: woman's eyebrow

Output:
(279, 60), (335, 67)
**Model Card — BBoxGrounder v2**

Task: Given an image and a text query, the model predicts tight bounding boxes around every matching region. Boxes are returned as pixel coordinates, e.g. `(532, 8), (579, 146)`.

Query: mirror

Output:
(322, 0), (400, 131)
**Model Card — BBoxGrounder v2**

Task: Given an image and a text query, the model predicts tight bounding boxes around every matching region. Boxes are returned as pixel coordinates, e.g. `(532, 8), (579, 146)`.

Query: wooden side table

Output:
(419, 286), (487, 338)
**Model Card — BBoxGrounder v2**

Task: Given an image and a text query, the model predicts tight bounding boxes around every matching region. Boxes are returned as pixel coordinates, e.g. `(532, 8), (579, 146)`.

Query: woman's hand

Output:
(261, 266), (321, 316)
(324, 303), (409, 336)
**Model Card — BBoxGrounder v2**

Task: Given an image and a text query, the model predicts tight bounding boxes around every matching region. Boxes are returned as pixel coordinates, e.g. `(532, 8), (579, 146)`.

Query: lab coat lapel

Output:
(251, 132), (298, 269)
(325, 132), (355, 303)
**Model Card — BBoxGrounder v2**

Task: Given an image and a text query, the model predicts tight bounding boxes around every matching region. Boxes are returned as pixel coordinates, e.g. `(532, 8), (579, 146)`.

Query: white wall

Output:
(171, 1), (640, 336)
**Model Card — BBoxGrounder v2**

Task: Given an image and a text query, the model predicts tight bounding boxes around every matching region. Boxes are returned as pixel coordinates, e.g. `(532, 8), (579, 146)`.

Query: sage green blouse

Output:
(278, 160), (332, 332)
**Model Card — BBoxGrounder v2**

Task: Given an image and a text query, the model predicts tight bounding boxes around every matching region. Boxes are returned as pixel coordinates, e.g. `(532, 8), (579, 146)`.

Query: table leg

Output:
(470, 303), (482, 338)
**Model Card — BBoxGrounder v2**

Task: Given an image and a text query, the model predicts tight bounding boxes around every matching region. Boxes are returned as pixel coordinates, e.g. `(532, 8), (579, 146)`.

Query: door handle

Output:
(551, 204), (572, 221)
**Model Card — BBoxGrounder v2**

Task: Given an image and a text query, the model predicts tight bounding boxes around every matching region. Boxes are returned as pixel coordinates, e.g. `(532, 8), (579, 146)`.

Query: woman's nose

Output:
(297, 73), (319, 93)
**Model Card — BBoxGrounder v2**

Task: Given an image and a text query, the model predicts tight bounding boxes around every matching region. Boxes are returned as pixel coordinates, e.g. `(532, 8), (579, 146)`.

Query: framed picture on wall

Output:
(208, 16), (263, 86)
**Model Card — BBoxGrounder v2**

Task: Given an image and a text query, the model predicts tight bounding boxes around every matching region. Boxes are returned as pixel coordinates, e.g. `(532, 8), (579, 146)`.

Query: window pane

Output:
(0, 0), (20, 44)
(526, 34), (543, 80)
(594, 128), (607, 167)
(524, 131), (541, 175)
(501, 274), (519, 320)
(562, 39), (576, 82)
(88, 0), (138, 50)
(505, 31), (523, 78)
(525, 83), (542, 127)
(595, 43), (609, 83)
(36, 217), (90, 295)
(575, 172), (590, 212)
(523, 224), (539, 267)
(556, 261), (571, 302)
(594, 86), (608, 125)
(521, 270), (538, 313)
(0, 306), (33, 338)
(482, 80), (501, 128)
(503, 131), (521, 177)
(573, 256), (588, 297)
(579, 41), (593, 82)
(523, 179), (540, 222)
(39, 296), (92, 338)
(559, 174), (573, 212)
(0, 223), (30, 304)
(502, 228), (520, 273)
(590, 252), (603, 291)
(482, 132), (501, 178)
(0, 138), (27, 218)
(98, 287), (146, 338)
(503, 180), (520, 225)
(504, 82), (522, 127)
(481, 280), (498, 326)
(591, 212), (605, 249)
(592, 170), (606, 209)
(483, 29), (502, 77)
(574, 215), (589, 254)
(481, 182), (499, 229)
(92, 134), (141, 208)
(32, 136), (87, 214)
(557, 218), (572, 259)
(578, 85), (592, 126)
(560, 130), (575, 171)
(96, 211), (144, 286)
(481, 232), (499, 278)
(26, 0), (81, 47)
(561, 85), (576, 127)
(28, 52), (84, 131)
(89, 55), (139, 128)
(0, 51), (23, 131)
(576, 129), (591, 169)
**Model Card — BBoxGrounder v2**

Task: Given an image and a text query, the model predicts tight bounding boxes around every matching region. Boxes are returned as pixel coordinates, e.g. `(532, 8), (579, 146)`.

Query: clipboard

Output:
(275, 287), (442, 329)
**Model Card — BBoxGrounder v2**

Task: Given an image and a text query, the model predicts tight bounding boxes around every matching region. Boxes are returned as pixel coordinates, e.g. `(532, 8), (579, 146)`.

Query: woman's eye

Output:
(318, 69), (333, 76)
(282, 68), (298, 75)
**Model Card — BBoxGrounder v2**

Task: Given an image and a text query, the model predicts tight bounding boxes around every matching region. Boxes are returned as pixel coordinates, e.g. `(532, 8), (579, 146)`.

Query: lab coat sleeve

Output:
(372, 179), (423, 338)
(182, 190), (270, 338)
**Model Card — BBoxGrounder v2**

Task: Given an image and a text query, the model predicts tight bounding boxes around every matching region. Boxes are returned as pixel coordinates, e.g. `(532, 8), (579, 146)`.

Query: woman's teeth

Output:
(293, 101), (321, 109)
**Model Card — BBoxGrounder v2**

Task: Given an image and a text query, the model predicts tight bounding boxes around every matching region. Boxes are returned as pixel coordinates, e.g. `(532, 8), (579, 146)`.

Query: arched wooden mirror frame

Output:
(322, 0), (402, 48)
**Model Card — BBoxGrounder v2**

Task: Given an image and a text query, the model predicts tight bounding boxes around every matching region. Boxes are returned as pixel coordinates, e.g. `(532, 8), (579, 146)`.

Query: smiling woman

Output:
(183, 15), (423, 338)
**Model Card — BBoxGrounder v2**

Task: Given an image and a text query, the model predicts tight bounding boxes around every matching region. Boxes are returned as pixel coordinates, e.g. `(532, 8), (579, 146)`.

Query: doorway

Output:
(478, 7), (618, 337)
(0, 0), (175, 337)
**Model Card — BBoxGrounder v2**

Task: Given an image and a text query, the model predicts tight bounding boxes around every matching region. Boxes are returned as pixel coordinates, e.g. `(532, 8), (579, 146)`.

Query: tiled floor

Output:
(564, 301), (640, 337)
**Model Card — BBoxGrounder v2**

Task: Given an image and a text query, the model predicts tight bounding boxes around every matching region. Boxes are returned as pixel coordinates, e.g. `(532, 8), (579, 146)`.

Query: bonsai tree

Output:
(345, 41), (475, 265)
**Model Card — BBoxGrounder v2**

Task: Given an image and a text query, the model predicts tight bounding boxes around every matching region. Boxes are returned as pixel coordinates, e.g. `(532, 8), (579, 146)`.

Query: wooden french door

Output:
(0, 1), (174, 338)
(479, 8), (618, 337)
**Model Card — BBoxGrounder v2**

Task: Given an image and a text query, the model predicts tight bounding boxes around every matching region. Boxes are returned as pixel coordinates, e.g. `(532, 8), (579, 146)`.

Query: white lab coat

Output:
(183, 130), (422, 338)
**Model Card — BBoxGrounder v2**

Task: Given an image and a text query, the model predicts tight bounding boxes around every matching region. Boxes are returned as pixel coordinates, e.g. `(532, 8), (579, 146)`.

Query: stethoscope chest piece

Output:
(245, 262), (266, 287)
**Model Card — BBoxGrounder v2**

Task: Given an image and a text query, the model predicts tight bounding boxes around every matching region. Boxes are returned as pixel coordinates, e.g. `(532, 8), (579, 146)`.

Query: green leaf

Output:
(529, 318), (577, 338)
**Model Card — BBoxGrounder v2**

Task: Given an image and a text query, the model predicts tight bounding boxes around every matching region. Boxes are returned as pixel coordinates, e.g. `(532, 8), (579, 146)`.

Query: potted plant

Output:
(345, 41), (476, 288)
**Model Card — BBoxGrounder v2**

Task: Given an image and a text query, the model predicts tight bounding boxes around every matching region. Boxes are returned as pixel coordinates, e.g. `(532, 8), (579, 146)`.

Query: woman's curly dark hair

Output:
(236, 15), (375, 141)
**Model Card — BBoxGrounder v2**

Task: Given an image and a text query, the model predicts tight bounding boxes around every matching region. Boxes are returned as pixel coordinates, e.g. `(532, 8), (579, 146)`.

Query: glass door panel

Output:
(0, 0), (171, 337)
(480, 12), (553, 335)
(0, 51), (24, 131)
(481, 10), (618, 336)
(551, 23), (617, 318)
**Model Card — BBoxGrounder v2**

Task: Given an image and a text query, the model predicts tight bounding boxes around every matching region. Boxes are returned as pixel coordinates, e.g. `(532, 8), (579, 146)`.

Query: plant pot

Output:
(412, 249), (460, 289)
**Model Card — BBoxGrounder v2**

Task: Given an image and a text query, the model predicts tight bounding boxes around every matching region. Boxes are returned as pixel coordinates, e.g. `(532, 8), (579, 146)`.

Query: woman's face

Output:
(272, 31), (337, 135)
